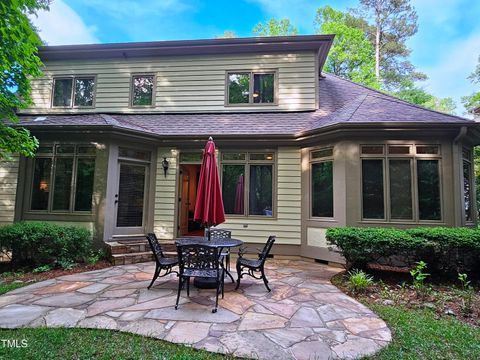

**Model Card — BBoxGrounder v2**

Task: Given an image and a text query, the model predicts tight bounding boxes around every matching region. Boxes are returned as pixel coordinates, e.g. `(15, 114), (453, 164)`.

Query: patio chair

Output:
(205, 228), (235, 283)
(235, 235), (276, 292)
(175, 244), (224, 313)
(146, 233), (179, 289)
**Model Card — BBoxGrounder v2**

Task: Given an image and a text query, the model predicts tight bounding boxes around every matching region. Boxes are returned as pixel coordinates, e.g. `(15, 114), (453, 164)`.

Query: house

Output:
(1, 35), (479, 264)
(474, 106), (480, 120)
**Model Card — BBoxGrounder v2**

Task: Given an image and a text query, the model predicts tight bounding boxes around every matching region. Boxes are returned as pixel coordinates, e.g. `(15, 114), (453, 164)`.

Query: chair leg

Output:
(186, 277), (190, 297)
(235, 262), (242, 290)
(175, 277), (183, 310)
(226, 253), (231, 271)
(222, 273), (225, 299)
(261, 267), (271, 292)
(147, 265), (161, 289)
(213, 278), (219, 313)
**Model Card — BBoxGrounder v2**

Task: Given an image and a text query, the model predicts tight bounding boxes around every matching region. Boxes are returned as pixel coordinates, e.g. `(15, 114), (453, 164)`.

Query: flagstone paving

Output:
(0, 260), (391, 359)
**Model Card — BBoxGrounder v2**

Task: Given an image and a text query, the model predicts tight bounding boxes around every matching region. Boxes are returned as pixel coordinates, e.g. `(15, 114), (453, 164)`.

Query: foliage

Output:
(458, 273), (474, 315)
(347, 269), (373, 293)
(0, 328), (234, 360)
(355, 0), (426, 90)
(0, 0), (49, 159)
(367, 305), (480, 359)
(326, 227), (430, 268)
(32, 264), (53, 273)
(394, 86), (456, 114)
(252, 18), (298, 36)
(462, 55), (480, 115)
(0, 221), (93, 268)
(215, 30), (237, 38)
(326, 227), (480, 276)
(315, 6), (379, 88)
(410, 260), (430, 297)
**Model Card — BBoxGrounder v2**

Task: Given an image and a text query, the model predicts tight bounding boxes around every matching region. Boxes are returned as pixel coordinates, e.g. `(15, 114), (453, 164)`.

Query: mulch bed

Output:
(0, 261), (112, 284)
(332, 270), (480, 328)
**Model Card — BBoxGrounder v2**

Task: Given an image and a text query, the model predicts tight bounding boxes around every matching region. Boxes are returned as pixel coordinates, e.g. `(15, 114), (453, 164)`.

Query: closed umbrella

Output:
(194, 137), (225, 238)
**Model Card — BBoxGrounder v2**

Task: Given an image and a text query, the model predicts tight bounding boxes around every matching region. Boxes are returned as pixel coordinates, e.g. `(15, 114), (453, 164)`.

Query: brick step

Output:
(110, 250), (178, 266)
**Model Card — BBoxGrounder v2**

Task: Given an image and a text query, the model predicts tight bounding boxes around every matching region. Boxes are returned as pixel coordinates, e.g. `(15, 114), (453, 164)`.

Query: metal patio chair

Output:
(175, 243), (224, 313)
(235, 235), (276, 292)
(146, 233), (178, 289)
(205, 228), (235, 283)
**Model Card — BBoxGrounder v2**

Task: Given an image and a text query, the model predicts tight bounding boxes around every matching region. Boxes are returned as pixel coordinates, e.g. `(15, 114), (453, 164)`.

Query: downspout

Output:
(452, 126), (468, 227)
(454, 126), (467, 143)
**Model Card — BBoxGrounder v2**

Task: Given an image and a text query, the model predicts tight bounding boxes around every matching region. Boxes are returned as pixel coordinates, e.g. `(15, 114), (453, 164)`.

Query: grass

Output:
(0, 328), (233, 360)
(0, 282), (28, 295)
(365, 305), (480, 360)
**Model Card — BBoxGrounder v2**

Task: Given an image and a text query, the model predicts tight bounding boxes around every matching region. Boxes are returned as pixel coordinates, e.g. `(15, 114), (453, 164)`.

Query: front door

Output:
(113, 162), (149, 235)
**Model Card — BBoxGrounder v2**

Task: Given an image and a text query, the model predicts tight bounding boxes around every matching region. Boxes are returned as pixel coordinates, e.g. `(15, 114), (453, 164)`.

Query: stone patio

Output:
(0, 260), (391, 359)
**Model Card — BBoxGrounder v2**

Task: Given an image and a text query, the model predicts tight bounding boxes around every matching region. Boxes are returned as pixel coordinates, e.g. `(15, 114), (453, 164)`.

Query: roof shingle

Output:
(18, 74), (474, 138)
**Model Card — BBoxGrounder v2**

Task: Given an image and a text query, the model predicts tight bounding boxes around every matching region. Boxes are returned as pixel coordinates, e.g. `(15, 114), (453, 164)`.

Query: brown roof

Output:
(18, 73), (474, 138)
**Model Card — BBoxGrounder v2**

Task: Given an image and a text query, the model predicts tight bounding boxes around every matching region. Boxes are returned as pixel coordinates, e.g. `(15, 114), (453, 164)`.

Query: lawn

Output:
(365, 305), (480, 360)
(0, 328), (233, 360)
(0, 282), (28, 295)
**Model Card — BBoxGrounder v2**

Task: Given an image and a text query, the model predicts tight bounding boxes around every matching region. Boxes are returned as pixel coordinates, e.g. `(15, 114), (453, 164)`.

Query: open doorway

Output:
(178, 164), (204, 236)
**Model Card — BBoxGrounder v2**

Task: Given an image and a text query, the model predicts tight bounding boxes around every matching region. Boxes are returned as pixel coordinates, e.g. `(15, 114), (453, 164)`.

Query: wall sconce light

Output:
(162, 157), (169, 177)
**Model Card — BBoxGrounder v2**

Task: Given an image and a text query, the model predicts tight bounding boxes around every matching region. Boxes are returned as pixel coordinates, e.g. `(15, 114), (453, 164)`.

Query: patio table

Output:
(175, 236), (243, 289)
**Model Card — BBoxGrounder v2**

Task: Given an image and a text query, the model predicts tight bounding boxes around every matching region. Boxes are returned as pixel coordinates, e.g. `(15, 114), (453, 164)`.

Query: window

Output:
(30, 144), (96, 213)
(221, 152), (274, 217)
(361, 144), (441, 222)
(462, 148), (473, 222)
(310, 148), (334, 218)
(227, 71), (276, 105)
(52, 77), (95, 107)
(131, 75), (155, 106)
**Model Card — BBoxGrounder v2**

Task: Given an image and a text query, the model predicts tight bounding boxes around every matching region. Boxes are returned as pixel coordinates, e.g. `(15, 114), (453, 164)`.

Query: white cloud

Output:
(31, 0), (99, 45)
(421, 34), (480, 114)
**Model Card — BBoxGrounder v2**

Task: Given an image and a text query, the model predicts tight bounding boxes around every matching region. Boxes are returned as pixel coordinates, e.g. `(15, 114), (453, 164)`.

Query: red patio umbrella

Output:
(194, 137), (225, 238)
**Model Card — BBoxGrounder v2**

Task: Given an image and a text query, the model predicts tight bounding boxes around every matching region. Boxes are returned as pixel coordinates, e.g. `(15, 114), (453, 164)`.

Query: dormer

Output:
(21, 35), (333, 115)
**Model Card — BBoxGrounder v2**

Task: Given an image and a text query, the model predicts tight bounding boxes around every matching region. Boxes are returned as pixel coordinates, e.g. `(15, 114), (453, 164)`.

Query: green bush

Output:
(326, 227), (433, 268)
(0, 221), (93, 268)
(326, 227), (480, 276)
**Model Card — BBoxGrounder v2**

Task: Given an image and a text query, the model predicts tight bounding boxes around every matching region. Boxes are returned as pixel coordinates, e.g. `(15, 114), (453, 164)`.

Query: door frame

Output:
(112, 161), (149, 236)
(103, 144), (157, 242)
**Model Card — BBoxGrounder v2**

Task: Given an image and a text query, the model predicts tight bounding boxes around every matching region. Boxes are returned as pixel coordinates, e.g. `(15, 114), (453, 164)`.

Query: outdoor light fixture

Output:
(162, 157), (169, 177)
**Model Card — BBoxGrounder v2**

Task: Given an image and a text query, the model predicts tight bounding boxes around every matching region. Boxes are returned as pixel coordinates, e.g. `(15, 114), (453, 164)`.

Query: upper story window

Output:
(221, 152), (275, 217)
(131, 74), (155, 107)
(227, 71), (276, 105)
(52, 77), (95, 108)
(361, 144), (442, 222)
(30, 144), (96, 213)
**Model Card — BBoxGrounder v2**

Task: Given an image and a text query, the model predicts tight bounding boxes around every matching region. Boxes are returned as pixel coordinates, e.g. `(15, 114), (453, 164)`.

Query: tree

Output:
(355, 0), (426, 90)
(0, 0), (49, 159)
(315, 6), (379, 88)
(252, 18), (298, 37)
(215, 31), (237, 39)
(395, 87), (456, 114)
(462, 55), (480, 115)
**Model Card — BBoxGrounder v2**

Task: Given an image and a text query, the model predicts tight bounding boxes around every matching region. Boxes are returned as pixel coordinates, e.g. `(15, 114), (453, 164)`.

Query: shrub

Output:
(0, 221), (93, 268)
(407, 227), (480, 274)
(326, 227), (480, 277)
(326, 227), (433, 268)
(347, 269), (373, 293)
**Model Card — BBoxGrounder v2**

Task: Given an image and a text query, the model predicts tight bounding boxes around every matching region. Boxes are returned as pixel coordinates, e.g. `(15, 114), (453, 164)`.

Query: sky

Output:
(31, 0), (480, 115)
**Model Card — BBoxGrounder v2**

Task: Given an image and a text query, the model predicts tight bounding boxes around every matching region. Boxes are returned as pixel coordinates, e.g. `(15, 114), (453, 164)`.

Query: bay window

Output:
(361, 144), (442, 222)
(30, 145), (96, 213)
(221, 152), (274, 217)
